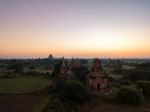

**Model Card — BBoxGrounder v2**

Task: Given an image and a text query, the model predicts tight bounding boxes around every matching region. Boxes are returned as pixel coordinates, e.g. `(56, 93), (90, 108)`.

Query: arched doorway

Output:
(97, 84), (100, 91)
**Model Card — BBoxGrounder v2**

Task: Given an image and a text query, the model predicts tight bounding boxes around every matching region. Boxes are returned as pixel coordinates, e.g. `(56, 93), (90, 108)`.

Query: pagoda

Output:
(87, 58), (109, 93)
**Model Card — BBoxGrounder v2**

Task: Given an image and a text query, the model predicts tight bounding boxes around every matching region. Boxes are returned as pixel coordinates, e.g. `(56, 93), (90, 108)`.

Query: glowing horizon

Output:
(0, 0), (150, 59)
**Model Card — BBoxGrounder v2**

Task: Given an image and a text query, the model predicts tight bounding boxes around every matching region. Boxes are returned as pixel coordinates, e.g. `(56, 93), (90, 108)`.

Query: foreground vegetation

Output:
(0, 58), (150, 112)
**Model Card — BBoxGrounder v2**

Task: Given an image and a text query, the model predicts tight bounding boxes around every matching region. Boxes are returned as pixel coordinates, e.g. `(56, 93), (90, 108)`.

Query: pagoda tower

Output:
(87, 58), (109, 93)
(59, 57), (68, 79)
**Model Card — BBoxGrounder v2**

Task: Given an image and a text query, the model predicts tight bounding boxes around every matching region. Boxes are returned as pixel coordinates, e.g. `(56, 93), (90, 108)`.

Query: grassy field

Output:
(0, 76), (51, 94)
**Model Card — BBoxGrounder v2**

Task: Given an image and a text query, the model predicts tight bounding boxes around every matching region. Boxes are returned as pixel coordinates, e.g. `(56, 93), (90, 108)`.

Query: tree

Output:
(7, 63), (23, 74)
(51, 59), (62, 77)
(137, 81), (150, 99)
(60, 80), (89, 104)
(117, 86), (143, 105)
(71, 66), (89, 84)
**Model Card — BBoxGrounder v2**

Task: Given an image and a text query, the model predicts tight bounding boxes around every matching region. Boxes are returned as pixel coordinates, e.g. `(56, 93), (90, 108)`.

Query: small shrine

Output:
(70, 58), (81, 68)
(59, 58), (68, 80)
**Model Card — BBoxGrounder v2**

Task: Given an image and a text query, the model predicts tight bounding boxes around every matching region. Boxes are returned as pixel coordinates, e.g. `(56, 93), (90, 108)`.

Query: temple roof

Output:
(91, 58), (103, 72)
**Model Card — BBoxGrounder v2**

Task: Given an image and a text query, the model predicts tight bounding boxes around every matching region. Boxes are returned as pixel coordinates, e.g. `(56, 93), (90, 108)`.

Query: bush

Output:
(29, 66), (35, 70)
(60, 80), (89, 104)
(23, 71), (49, 77)
(1, 71), (18, 78)
(135, 63), (150, 69)
(112, 68), (123, 74)
(7, 63), (23, 73)
(33, 97), (50, 112)
(71, 66), (89, 84)
(51, 76), (66, 93)
(117, 86), (143, 105)
(137, 81), (150, 99)
(120, 79), (132, 85)
(128, 70), (150, 81)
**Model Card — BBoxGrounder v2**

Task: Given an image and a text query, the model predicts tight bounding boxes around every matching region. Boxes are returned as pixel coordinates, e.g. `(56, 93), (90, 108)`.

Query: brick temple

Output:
(87, 58), (109, 93)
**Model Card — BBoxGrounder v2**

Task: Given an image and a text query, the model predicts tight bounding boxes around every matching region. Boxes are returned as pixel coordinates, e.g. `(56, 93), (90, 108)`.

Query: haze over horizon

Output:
(0, 0), (150, 59)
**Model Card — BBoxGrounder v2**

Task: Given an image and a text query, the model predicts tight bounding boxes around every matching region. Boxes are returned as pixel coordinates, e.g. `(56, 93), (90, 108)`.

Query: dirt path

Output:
(0, 95), (46, 112)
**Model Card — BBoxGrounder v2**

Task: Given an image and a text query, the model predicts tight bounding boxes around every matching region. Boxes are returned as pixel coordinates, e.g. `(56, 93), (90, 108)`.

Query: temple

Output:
(70, 58), (81, 68)
(56, 57), (109, 93)
(59, 58), (68, 80)
(87, 58), (109, 93)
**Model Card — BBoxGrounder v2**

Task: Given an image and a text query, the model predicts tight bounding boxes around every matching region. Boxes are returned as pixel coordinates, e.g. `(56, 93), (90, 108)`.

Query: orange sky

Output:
(0, 0), (150, 58)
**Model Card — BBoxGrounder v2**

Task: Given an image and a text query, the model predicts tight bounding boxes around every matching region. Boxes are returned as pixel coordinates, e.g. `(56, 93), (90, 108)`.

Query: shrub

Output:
(117, 86), (143, 105)
(120, 79), (132, 85)
(29, 66), (35, 70)
(1, 72), (17, 78)
(71, 66), (89, 84)
(51, 76), (66, 93)
(60, 80), (89, 104)
(33, 97), (50, 112)
(7, 63), (23, 73)
(137, 81), (150, 99)
(135, 63), (150, 69)
(112, 68), (123, 74)
(128, 70), (150, 81)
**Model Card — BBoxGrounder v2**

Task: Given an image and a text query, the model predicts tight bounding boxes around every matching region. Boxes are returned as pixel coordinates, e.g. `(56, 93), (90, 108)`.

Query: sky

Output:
(0, 0), (150, 58)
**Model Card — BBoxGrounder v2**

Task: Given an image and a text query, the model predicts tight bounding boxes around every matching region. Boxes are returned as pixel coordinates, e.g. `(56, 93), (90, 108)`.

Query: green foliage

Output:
(80, 59), (88, 65)
(33, 96), (50, 112)
(7, 63), (23, 73)
(137, 81), (150, 99)
(47, 97), (62, 112)
(135, 63), (150, 69)
(71, 66), (89, 84)
(112, 68), (123, 74)
(60, 80), (89, 104)
(106, 59), (122, 69)
(51, 60), (62, 76)
(23, 71), (50, 77)
(117, 86), (143, 105)
(29, 65), (35, 70)
(51, 76), (66, 93)
(127, 69), (150, 81)
(120, 79), (132, 86)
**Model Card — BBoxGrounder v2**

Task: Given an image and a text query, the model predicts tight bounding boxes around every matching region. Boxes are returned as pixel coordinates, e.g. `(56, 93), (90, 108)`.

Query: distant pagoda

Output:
(70, 58), (81, 68)
(59, 57), (69, 80)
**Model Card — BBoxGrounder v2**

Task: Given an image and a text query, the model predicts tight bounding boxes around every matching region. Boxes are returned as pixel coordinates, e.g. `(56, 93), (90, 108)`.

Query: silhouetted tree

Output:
(60, 80), (89, 104)
(71, 66), (89, 84)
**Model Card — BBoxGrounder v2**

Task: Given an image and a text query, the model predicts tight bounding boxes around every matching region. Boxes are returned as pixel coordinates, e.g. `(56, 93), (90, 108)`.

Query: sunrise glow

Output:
(0, 0), (150, 58)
